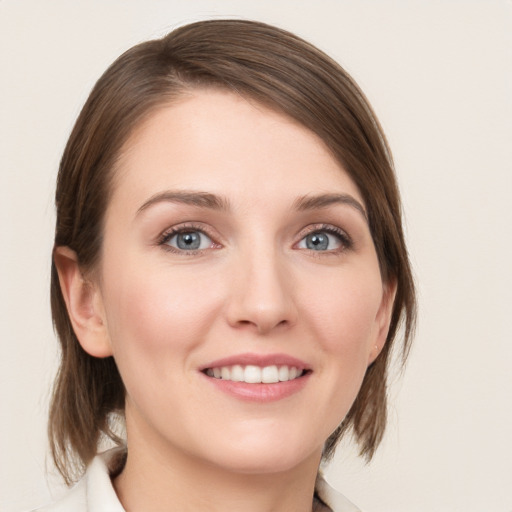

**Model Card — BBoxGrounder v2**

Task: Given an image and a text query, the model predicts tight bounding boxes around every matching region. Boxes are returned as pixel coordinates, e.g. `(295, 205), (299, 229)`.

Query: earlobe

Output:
(368, 279), (397, 365)
(54, 246), (113, 358)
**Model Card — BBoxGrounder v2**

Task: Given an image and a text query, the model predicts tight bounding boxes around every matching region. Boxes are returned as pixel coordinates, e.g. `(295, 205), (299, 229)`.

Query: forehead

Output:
(111, 89), (363, 211)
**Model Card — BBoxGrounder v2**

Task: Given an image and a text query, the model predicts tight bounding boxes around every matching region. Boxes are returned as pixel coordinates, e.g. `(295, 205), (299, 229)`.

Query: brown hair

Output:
(50, 19), (416, 484)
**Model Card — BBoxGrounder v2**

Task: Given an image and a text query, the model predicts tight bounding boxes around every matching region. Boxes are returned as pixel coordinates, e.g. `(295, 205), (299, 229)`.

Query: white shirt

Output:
(32, 450), (360, 512)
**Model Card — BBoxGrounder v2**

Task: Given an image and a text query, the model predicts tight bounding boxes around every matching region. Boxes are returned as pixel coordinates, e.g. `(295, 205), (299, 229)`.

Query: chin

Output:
(201, 433), (323, 475)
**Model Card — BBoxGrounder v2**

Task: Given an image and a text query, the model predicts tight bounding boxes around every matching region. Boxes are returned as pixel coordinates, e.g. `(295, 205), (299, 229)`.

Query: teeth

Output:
(278, 366), (289, 381)
(244, 365), (261, 383)
(261, 365), (279, 383)
(205, 364), (304, 383)
(231, 364), (244, 382)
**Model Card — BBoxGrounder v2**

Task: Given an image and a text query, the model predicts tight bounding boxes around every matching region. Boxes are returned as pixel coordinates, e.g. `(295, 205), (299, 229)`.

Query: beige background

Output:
(1, 1), (511, 511)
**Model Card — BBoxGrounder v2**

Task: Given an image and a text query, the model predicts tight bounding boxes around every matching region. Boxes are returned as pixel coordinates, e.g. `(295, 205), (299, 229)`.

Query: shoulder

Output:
(31, 451), (357, 512)
(315, 473), (362, 512)
(30, 449), (125, 512)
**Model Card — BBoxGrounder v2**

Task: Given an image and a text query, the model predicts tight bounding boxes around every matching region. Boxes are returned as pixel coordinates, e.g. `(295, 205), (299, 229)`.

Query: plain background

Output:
(1, 1), (511, 511)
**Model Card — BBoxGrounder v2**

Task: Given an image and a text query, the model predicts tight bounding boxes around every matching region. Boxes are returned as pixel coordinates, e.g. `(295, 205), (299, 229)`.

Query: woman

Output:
(39, 19), (415, 512)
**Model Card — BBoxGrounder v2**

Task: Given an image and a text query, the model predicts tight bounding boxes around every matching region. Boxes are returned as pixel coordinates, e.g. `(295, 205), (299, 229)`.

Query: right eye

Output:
(162, 229), (215, 252)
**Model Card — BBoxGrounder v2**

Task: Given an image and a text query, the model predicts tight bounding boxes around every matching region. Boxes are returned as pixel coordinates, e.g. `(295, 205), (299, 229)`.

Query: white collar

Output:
(84, 450), (126, 512)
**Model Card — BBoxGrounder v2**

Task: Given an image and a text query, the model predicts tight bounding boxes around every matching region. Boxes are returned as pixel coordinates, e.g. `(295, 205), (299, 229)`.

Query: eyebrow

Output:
(137, 190), (230, 215)
(294, 193), (367, 221)
(136, 190), (367, 221)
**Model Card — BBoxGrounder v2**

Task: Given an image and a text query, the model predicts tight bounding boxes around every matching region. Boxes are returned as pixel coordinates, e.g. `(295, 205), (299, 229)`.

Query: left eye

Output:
(165, 230), (213, 251)
(297, 231), (343, 251)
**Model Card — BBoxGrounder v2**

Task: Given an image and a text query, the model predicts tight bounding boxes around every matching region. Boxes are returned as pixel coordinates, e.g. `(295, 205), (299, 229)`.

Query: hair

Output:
(49, 18), (416, 484)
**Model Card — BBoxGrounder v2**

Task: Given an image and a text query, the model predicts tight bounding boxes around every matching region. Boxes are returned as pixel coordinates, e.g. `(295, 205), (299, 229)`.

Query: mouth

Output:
(203, 364), (307, 384)
(199, 354), (312, 400)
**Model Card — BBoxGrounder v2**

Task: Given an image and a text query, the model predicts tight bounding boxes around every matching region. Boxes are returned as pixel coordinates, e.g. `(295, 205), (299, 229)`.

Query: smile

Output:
(204, 365), (305, 384)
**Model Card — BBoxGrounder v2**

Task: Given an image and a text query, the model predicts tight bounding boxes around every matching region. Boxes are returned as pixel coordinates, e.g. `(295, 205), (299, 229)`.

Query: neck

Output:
(113, 417), (322, 512)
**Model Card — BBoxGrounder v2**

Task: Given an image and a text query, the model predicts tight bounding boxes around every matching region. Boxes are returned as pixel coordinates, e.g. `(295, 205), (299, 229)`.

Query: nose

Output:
(225, 247), (298, 335)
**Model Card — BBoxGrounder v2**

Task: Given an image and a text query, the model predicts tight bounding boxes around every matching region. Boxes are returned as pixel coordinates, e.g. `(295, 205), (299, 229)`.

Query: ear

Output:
(368, 278), (397, 365)
(54, 246), (113, 358)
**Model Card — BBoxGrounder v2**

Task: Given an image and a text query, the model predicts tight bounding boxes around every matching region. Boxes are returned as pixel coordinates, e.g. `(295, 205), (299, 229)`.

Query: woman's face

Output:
(93, 90), (394, 474)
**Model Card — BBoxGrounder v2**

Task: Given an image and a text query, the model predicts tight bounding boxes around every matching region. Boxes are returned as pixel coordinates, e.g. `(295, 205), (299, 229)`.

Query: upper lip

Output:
(200, 353), (310, 371)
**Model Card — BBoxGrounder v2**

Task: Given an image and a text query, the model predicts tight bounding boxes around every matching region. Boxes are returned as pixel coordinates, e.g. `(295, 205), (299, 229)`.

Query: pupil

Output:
(306, 233), (328, 251)
(177, 232), (200, 250)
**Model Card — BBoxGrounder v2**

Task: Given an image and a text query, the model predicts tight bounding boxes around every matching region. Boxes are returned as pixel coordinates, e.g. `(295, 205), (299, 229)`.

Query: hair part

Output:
(50, 19), (416, 484)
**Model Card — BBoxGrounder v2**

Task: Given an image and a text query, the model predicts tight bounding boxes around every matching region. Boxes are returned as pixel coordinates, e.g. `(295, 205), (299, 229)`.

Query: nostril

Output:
(234, 317), (291, 333)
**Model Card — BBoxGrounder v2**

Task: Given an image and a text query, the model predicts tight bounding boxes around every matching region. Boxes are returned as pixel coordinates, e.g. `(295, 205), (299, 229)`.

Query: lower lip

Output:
(202, 373), (311, 402)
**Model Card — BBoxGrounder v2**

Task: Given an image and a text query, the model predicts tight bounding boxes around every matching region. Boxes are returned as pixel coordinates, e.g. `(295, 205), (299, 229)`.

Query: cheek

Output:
(302, 266), (383, 356)
(101, 260), (224, 374)
(298, 264), (383, 418)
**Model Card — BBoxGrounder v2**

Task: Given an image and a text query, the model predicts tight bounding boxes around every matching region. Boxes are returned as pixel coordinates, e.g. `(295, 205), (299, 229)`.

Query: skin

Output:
(56, 90), (396, 512)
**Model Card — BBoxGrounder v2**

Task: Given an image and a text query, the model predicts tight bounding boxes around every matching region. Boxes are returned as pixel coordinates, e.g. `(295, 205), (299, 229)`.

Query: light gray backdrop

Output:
(1, 1), (511, 511)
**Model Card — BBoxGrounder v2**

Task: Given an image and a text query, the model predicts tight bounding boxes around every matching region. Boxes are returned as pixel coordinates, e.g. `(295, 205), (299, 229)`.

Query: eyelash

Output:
(157, 223), (353, 255)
